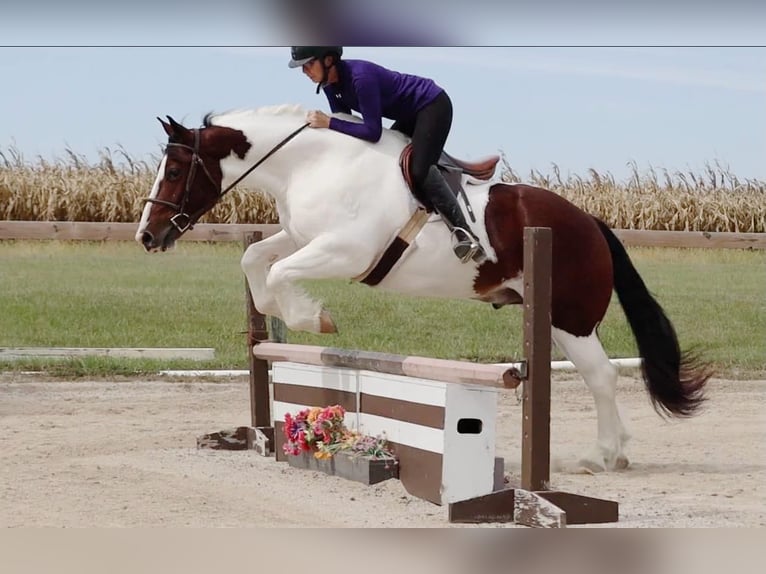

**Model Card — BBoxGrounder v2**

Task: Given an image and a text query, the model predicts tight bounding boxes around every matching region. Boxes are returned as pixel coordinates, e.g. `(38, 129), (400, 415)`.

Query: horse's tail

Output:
(594, 217), (712, 417)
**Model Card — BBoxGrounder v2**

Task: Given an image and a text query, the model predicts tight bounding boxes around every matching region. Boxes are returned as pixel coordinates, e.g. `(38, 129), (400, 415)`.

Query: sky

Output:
(1, 2), (764, 182)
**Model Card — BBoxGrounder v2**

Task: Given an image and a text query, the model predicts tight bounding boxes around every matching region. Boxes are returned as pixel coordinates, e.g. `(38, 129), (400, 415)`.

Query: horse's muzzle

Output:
(141, 227), (178, 252)
(140, 230), (157, 251)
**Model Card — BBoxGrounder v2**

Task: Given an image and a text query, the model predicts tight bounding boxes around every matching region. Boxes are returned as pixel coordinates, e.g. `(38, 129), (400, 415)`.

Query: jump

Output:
(135, 102), (712, 473)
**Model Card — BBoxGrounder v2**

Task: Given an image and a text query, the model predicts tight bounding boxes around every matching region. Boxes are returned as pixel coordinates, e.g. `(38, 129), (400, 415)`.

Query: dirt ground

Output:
(0, 372), (763, 528)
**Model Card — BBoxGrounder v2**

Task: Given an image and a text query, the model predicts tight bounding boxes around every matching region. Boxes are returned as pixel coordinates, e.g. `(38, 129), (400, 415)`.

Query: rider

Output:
(288, 46), (487, 264)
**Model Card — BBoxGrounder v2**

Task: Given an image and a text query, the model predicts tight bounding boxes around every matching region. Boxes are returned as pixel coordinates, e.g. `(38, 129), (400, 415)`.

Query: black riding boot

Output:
(421, 165), (487, 264)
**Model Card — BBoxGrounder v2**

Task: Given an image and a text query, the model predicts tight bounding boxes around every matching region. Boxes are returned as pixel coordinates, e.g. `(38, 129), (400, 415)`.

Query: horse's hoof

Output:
(576, 458), (606, 474)
(577, 452), (629, 473)
(576, 447), (609, 474)
(319, 309), (337, 334)
(612, 455), (630, 471)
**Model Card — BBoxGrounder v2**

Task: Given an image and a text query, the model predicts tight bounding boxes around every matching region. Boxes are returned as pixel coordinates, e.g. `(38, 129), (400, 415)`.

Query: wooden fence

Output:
(0, 221), (763, 249)
(0, 221), (280, 242)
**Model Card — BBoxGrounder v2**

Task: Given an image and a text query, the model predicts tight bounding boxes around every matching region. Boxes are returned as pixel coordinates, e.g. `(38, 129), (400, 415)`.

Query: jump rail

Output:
(252, 342), (523, 389)
(243, 227), (619, 527)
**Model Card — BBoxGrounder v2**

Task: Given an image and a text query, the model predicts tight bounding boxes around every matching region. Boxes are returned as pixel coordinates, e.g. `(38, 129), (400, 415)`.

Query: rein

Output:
(145, 122), (309, 233)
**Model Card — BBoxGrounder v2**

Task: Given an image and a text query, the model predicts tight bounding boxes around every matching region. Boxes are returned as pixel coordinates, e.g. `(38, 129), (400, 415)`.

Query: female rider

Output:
(288, 46), (486, 264)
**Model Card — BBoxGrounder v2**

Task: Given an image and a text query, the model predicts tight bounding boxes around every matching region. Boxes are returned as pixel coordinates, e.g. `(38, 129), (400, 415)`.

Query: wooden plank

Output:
(514, 489), (566, 528)
(252, 342), (521, 389)
(196, 427), (253, 450)
(0, 221), (280, 242)
(536, 491), (619, 525)
(0, 347), (215, 360)
(250, 426), (275, 457)
(0, 221), (762, 249)
(448, 488), (619, 527)
(448, 488), (516, 524)
(613, 229), (766, 250)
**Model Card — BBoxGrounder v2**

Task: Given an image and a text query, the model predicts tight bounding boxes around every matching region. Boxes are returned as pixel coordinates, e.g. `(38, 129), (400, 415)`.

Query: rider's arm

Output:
(327, 74), (383, 143)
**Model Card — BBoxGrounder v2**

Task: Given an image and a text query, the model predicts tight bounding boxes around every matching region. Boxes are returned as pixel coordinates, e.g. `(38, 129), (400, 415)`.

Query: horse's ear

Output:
(158, 115), (189, 139)
(157, 116), (173, 137)
(167, 115), (186, 130)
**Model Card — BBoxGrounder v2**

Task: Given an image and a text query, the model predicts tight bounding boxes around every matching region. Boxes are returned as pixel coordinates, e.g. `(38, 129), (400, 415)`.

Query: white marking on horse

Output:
(135, 154), (167, 241)
(550, 328), (630, 471)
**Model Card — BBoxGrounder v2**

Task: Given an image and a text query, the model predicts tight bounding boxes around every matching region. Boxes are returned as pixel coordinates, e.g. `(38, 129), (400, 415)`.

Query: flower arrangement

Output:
(283, 405), (396, 461)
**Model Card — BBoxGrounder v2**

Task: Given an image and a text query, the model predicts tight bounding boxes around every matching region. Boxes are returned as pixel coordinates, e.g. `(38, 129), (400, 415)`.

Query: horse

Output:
(135, 103), (712, 473)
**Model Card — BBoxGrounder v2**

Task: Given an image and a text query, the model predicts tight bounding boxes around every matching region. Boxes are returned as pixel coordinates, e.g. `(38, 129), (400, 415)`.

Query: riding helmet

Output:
(288, 46), (343, 68)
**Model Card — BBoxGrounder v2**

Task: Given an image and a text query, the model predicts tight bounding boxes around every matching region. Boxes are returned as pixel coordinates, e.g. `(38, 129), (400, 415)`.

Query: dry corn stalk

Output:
(1, 145), (763, 232)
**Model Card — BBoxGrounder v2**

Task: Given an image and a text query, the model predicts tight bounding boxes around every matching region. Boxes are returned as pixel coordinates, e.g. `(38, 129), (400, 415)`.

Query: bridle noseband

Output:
(145, 122), (309, 234)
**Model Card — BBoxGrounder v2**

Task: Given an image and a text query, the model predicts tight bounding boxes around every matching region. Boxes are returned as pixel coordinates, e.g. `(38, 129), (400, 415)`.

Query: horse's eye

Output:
(166, 168), (181, 181)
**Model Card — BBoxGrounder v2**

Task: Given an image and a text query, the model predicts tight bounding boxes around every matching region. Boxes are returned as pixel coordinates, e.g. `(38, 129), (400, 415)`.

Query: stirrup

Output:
(450, 227), (486, 264)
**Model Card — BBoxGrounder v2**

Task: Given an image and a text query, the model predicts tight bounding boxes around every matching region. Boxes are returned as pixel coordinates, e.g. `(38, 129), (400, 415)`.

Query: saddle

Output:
(399, 143), (500, 213)
(353, 146), (499, 287)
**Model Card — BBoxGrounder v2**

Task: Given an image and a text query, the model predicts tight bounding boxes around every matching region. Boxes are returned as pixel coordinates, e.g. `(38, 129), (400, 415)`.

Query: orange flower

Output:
(306, 407), (321, 424)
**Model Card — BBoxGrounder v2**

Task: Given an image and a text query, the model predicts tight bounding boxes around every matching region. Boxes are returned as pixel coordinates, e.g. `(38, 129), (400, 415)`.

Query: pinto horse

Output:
(136, 104), (711, 472)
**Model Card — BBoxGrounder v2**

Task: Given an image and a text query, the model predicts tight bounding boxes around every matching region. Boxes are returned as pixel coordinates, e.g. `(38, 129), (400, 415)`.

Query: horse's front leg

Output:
(240, 230), (298, 320)
(265, 233), (374, 333)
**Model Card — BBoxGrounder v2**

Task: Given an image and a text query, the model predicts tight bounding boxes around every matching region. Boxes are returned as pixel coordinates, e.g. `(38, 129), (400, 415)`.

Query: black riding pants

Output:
(391, 90), (453, 189)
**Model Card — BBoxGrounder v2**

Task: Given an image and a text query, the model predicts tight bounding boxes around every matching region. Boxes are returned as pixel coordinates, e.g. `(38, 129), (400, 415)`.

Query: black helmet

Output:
(288, 46), (343, 68)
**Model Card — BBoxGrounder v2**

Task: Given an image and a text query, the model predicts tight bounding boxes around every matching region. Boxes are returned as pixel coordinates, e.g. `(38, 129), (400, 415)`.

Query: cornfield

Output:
(1, 145), (764, 232)
(0, 145), (278, 225)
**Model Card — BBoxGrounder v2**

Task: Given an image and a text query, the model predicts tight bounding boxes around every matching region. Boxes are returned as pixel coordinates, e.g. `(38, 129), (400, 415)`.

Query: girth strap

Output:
(354, 207), (430, 286)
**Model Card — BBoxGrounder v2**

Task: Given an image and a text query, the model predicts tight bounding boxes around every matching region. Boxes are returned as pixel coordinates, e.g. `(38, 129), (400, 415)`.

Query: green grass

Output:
(0, 240), (763, 378)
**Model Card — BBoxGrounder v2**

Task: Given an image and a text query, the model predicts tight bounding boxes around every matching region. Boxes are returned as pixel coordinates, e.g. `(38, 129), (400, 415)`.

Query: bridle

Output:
(145, 122), (309, 234)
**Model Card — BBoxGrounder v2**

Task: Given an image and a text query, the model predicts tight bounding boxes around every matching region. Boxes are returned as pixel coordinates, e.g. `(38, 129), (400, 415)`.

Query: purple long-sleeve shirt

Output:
(323, 59), (444, 142)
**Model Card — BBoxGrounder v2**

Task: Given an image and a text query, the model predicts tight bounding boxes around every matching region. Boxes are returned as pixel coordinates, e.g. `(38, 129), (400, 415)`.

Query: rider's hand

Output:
(307, 110), (331, 129)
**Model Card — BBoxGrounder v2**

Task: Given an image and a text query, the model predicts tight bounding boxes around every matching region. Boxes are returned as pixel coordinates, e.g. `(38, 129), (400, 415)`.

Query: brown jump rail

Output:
(252, 342), (522, 389)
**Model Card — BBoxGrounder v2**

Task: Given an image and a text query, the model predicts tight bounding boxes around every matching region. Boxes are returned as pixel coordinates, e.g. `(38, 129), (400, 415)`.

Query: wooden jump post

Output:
(243, 227), (618, 527)
(244, 231), (272, 430)
(446, 227), (618, 527)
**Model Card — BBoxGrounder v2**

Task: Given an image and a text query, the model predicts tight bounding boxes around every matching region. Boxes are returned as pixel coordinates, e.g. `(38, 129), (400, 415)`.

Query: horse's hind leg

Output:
(241, 230), (297, 319)
(552, 327), (630, 472)
(265, 234), (373, 333)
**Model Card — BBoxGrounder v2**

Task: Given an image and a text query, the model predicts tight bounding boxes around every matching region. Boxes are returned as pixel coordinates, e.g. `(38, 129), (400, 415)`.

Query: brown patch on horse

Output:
(170, 126), (253, 206)
(475, 287), (523, 306)
(164, 125), (252, 191)
(477, 183), (614, 337)
(200, 126), (252, 162)
(202, 114), (252, 160)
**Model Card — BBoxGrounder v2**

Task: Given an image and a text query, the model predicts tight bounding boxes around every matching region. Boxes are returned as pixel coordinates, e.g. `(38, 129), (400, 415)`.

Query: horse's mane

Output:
(203, 104), (308, 128)
(201, 103), (409, 153)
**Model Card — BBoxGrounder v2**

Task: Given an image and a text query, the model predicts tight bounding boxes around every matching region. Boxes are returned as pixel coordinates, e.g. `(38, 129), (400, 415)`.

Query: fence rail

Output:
(0, 220), (763, 249)
(0, 221), (280, 242)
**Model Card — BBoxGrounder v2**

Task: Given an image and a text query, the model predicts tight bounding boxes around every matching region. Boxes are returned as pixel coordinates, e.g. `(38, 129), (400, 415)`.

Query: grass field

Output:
(0, 240), (763, 378)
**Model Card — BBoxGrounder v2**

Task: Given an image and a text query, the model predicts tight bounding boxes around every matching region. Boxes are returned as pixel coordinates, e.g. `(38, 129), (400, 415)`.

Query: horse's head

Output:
(136, 115), (252, 252)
